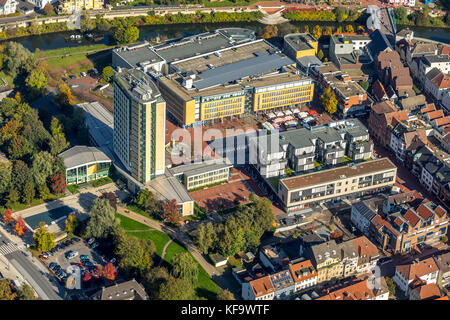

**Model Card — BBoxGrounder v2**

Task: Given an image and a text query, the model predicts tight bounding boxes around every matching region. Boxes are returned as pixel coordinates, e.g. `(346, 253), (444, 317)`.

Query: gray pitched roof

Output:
(91, 279), (148, 300)
(59, 146), (111, 169)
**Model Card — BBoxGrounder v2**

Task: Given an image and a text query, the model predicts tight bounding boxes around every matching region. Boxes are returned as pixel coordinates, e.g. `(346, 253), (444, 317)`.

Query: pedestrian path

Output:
(0, 243), (19, 256)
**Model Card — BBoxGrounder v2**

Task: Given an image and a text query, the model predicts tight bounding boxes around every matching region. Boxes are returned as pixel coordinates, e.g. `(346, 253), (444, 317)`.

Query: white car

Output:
(87, 238), (95, 245)
(91, 242), (99, 249)
(66, 250), (79, 259)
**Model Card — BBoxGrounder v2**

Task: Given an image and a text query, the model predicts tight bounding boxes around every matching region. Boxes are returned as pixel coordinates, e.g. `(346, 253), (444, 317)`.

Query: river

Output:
(10, 21), (450, 52)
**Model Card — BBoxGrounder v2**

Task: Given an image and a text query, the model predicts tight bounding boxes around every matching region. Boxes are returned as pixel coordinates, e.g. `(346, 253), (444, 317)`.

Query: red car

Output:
(71, 262), (83, 267)
(39, 255), (48, 260)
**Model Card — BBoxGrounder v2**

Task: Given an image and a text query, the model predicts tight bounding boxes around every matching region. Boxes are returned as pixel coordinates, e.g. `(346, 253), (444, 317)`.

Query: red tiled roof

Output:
(250, 276), (274, 298)
(372, 80), (388, 101)
(396, 257), (439, 281)
(288, 260), (317, 283)
(431, 72), (450, 89)
(371, 100), (398, 114)
(427, 110), (445, 121)
(403, 209), (421, 227)
(413, 283), (442, 300)
(435, 117), (450, 127)
(317, 279), (383, 300)
(352, 236), (379, 259)
(435, 205), (447, 217)
(441, 45), (450, 55)
(416, 203), (434, 220)
(421, 103), (436, 114)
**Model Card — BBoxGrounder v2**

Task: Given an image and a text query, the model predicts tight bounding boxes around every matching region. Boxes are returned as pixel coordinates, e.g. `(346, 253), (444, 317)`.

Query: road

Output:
(0, 229), (62, 300)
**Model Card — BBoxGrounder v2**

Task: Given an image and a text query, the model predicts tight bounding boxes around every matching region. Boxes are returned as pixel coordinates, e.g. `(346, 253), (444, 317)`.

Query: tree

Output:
(262, 25), (278, 39)
(115, 233), (155, 275)
(104, 263), (117, 281)
(312, 25), (322, 40)
(82, 271), (91, 282)
(335, 26), (343, 34)
(31, 151), (54, 187)
(6, 189), (19, 207)
(134, 189), (159, 214)
(43, 3), (54, 15)
(55, 83), (75, 107)
(85, 198), (119, 239)
(171, 253), (198, 285)
(22, 180), (35, 205)
(64, 213), (78, 234)
(102, 66), (114, 82)
(335, 7), (349, 23)
(113, 23), (139, 44)
(162, 199), (182, 226)
(394, 7), (408, 23)
(385, 277), (396, 298)
(99, 192), (118, 211)
(16, 284), (35, 300)
(0, 279), (16, 300)
(49, 172), (66, 194)
(195, 223), (209, 254)
(13, 217), (26, 236)
(11, 160), (32, 196)
(345, 25), (354, 33)
(49, 134), (69, 156)
(33, 222), (56, 252)
(0, 161), (11, 196)
(3, 208), (13, 224)
(92, 265), (103, 278)
(157, 277), (194, 300)
(2, 42), (37, 78)
(143, 267), (170, 299)
(359, 81), (369, 91)
(320, 87), (338, 115)
(80, 13), (96, 33)
(217, 289), (235, 300)
(303, 25), (310, 33)
(440, 236), (448, 243)
(317, 49), (324, 61)
(25, 69), (47, 90)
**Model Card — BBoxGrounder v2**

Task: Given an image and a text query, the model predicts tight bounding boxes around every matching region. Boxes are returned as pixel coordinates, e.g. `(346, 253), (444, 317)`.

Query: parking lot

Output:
(40, 236), (107, 283)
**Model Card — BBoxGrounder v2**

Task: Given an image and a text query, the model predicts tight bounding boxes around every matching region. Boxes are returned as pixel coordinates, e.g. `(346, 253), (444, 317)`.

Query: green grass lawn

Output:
(36, 44), (113, 59)
(117, 214), (151, 231)
(126, 204), (159, 221)
(67, 184), (79, 194)
(117, 213), (220, 299)
(202, 0), (272, 7)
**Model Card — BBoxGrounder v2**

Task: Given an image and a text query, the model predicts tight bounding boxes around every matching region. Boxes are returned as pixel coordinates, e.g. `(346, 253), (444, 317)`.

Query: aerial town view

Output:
(0, 0), (449, 311)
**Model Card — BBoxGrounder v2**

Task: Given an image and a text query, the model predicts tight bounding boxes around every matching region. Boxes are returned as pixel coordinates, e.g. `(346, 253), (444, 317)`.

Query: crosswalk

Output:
(0, 243), (19, 256)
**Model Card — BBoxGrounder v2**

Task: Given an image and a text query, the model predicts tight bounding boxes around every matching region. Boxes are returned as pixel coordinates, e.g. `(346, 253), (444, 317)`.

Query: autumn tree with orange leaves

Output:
(104, 263), (117, 281)
(162, 199), (183, 226)
(3, 209), (13, 224)
(14, 217), (26, 236)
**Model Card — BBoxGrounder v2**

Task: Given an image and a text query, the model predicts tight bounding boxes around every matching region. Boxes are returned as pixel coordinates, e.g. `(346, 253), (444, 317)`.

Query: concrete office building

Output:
(277, 158), (397, 214)
(113, 68), (166, 185)
(157, 39), (314, 127)
(283, 33), (318, 60)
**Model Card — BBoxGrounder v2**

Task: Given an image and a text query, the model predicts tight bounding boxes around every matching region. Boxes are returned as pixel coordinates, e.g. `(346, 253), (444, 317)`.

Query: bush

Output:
(441, 236), (448, 243)
(227, 255), (243, 268)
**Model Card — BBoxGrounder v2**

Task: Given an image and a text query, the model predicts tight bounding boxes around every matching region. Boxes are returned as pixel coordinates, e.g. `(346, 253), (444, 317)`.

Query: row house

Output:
(433, 252), (450, 287)
(393, 257), (439, 294)
(409, 282), (442, 300)
(375, 49), (413, 94)
(368, 100), (409, 148)
(269, 269), (296, 300)
(424, 67), (450, 102)
(404, 41), (438, 81)
(316, 277), (389, 300)
(242, 276), (275, 300)
(389, 120), (428, 163)
(0, 0), (17, 15)
(372, 79), (398, 104)
(352, 191), (449, 253)
(306, 236), (380, 284)
(288, 259), (318, 292)
(418, 54), (450, 87)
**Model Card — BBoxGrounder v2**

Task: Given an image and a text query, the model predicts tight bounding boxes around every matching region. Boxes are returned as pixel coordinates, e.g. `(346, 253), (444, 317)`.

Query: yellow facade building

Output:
(156, 40), (314, 127)
(283, 33), (318, 60)
(59, 0), (103, 13)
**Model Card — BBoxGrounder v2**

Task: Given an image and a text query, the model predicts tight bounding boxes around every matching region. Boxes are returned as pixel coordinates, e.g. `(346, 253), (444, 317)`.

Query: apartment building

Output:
(277, 158), (397, 213)
(58, 0), (103, 13)
(283, 33), (318, 60)
(0, 0), (17, 15)
(288, 259), (318, 292)
(393, 257), (439, 294)
(157, 40), (314, 127)
(113, 68), (166, 185)
(317, 277), (389, 300)
(433, 252), (450, 287)
(418, 54), (450, 86)
(249, 118), (373, 178)
(424, 67), (450, 101)
(389, 120), (429, 162)
(329, 34), (372, 69)
(375, 49), (413, 94)
(404, 42), (438, 80)
(242, 276), (275, 300)
(368, 101), (409, 148)
(269, 270), (296, 300)
(313, 63), (369, 117)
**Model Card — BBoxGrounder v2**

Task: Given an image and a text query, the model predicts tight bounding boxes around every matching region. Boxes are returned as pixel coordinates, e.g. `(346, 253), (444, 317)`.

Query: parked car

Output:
(84, 261), (95, 268)
(109, 258), (116, 265)
(73, 238), (81, 243)
(53, 265), (61, 273)
(65, 250), (79, 260)
(49, 262), (57, 270)
(91, 242), (99, 249)
(39, 255), (48, 260)
(70, 262), (82, 267)
(80, 254), (89, 261)
(69, 75), (76, 79)
(87, 238), (95, 245)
